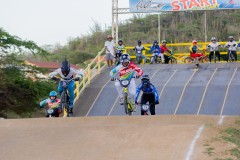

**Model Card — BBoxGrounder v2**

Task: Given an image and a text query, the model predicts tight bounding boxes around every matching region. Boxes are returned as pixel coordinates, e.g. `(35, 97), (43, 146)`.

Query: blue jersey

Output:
(150, 45), (161, 55)
(135, 83), (159, 102)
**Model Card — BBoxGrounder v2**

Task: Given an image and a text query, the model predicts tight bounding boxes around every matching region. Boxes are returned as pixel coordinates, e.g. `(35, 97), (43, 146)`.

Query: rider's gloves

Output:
(207, 45), (210, 48)
(111, 77), (116, 81)
(74, 77), (80, 81)
(135, 101), (138, 105)
(136, 75), (140, 79)
(52, 76), (59, 81)
(155, 101), (159, 105)
(233, 44), (236, 47)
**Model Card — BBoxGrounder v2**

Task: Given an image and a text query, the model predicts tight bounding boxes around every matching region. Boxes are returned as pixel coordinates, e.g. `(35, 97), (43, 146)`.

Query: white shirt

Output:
(49, 68), (84, 79)
(104, 40), (115, 55)
(224, 41), (238, 51)
(207, 42), (221, 51)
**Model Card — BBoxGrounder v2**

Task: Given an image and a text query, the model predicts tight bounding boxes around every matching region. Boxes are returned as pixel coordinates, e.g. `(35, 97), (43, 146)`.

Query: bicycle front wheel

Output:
(123, 93), (129, 115)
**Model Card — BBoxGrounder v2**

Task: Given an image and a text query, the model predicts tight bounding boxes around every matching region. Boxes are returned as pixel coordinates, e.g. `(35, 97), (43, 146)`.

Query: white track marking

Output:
(174, 70), (197, 115)
(185, 125), (205, 160)
(159, 69), (178, 97)
(218, 116), (225, 125)
(85, 79), (110, 116)
(107, 69), (159, 116)
(197, 68), (218, 115)
(108, 97), (119, 116)
(220, 68), (238, 115)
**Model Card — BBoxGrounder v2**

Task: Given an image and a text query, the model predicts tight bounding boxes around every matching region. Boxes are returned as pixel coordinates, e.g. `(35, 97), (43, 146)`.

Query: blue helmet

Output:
(49, 91), (57, 97)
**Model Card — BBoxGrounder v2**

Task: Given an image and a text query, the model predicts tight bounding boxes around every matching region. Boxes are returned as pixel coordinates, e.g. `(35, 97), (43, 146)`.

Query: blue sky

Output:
(0, 0), (131, 46)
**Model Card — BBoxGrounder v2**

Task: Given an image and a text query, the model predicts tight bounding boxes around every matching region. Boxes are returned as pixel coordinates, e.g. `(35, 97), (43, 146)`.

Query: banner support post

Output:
(158, 13), (161, 43)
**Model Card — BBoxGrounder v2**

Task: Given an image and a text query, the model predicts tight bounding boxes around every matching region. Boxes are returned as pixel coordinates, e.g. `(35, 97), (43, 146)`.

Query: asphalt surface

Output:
(74, 62), (240, 117)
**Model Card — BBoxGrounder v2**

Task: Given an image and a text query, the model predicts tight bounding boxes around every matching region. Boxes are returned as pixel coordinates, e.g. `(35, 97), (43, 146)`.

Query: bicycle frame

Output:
(119, 78), (134, 115)
(184, 50), (207, 64)
(228, 50), (234, 62)
(60, 79), (72, 117)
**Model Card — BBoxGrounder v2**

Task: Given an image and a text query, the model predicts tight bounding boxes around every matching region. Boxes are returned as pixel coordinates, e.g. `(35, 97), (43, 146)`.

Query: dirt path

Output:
(0, 116), (238, 160)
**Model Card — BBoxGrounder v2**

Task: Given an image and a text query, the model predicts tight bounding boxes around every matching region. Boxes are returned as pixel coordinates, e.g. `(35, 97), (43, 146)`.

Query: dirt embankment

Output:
(0, 115), (239, 160)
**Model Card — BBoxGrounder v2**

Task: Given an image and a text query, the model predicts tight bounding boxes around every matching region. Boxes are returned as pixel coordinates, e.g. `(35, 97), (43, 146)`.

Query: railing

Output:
(74, 47), (106, 102)
(125, 42), (239, 63)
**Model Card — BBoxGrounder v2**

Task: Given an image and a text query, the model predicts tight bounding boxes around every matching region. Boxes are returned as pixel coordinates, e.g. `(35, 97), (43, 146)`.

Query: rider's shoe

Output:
(68, 107), (73, 114)
(119, 97), (124, 105)
(195, 64), (199, 68)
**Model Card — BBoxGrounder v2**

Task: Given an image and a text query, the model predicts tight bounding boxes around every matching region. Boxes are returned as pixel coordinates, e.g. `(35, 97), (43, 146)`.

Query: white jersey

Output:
(207, 42), (221, 51)
(224, 41), (238, 51)
(49, 68), (84, 79)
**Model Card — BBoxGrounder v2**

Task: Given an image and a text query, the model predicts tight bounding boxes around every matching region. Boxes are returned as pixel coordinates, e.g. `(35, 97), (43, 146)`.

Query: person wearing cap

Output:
(104, 35), (115, 68)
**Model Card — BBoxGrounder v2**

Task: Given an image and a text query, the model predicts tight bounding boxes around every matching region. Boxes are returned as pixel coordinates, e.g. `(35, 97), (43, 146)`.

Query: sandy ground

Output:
(0, 115), (239, 160)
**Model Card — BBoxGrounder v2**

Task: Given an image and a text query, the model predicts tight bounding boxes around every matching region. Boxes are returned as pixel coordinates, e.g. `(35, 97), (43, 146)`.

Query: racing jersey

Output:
(110, 61), (143, 80)
(49, 68), (84, 79)
(160, 45), (171, 53)
(115, 44), (125, 55)
(207, 42), (221, 51)
(189, 45), (203, 53)
(135, 83), (159, 103)
(224, 41), (238, 51)
(133, 45), (145, 54)
(40, 98), (60, 108)
(150, 45), (161, 55)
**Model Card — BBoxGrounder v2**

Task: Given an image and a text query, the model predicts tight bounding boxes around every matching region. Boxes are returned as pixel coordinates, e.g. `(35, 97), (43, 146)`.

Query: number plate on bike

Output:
(47, 109), (54, 114)
(121, 80), (130, 86)
(142, 104), (149, 111)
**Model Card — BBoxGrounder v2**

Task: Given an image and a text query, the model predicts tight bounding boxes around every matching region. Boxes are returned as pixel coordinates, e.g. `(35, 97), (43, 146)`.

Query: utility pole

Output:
(112, 0), (118, 43)
(158, 13), (161, 43)
(204, 11), (207, 42)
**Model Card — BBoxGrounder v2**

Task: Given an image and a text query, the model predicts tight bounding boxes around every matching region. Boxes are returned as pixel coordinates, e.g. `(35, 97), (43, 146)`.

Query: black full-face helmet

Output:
(61, 60), (70, 76)
(141, 74), (150, 86)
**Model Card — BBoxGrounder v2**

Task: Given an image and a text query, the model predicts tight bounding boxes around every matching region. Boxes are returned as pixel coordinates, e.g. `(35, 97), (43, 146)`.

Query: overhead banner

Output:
(129, 0), (240, 12)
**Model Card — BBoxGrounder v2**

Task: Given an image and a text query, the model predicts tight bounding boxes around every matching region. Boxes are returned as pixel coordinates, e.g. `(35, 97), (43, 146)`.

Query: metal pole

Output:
(158, 13), (161, 43)
(204, 11), (207, 42)
(116, 0), (118, 43)
(112, 0), (114, 39)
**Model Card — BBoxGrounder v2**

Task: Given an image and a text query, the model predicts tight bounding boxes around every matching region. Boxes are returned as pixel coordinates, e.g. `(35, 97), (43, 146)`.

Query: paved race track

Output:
(74, 63), (240, 117)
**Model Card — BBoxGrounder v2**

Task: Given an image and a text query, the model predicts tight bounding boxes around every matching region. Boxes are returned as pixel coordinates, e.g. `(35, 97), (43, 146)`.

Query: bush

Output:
(0, 67), (57, 118)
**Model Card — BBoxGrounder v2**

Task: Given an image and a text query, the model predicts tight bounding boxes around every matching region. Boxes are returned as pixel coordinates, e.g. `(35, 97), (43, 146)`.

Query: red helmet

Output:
(192, 40), (197, 44)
